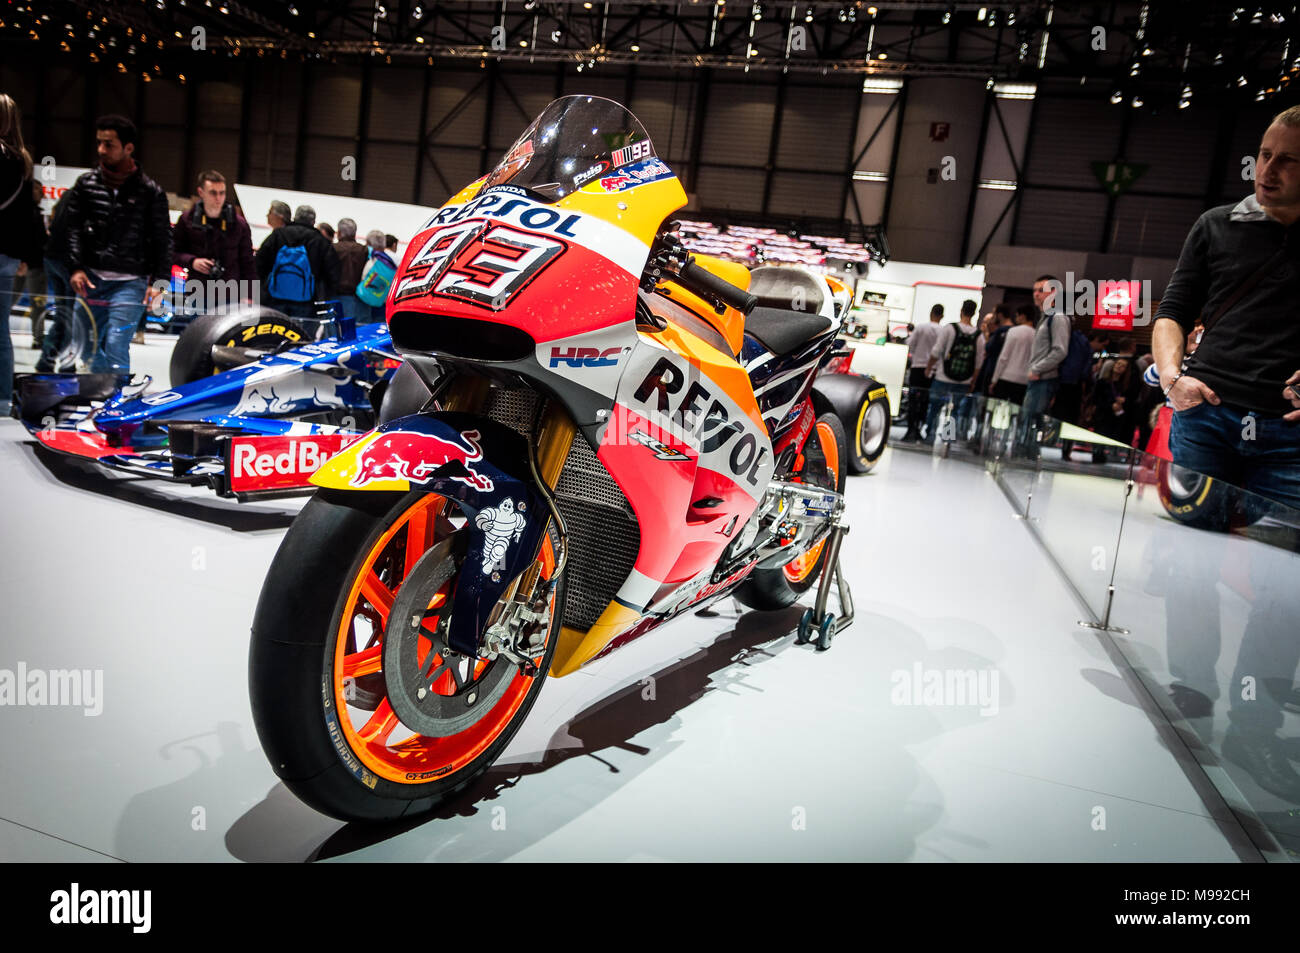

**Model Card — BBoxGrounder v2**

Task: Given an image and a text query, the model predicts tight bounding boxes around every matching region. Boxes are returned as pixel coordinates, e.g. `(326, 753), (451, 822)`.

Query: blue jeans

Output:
(925, 379), (972, 443)
(36, 258), (74, 372)
(87, 275), (148, 374)
(1018, 377), (1060, 455)
(0, 254), (18, 408)
(1169, 400), (1300, 513)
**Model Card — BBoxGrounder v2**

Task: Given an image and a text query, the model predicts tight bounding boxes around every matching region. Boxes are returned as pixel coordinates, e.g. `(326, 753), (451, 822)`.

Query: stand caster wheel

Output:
(795, 608), (814, 645)
(815, 613), (836, 652)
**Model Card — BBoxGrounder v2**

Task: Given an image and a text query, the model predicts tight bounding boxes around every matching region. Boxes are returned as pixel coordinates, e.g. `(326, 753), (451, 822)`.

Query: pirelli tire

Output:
(734, 411), (847, 612)
(249, 488), (564, 823)
(169, 307), (308, 387)
(812, 373), (889, 474)
(1155, 460), (1269, 531)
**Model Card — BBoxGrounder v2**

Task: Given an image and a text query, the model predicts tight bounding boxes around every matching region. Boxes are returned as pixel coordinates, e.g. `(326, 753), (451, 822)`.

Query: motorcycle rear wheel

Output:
(249, 488), (562, 823)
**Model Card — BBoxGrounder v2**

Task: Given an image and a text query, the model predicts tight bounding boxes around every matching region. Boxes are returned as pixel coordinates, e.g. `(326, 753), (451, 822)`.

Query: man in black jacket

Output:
(255, 204), (339, 320)
(64, 115), (172, 374)
(171, 169), (256, 311)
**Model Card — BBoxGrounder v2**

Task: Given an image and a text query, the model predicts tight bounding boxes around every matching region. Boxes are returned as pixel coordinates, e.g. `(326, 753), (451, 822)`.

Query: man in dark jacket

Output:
(64, 114), (172, 374)
(255, 204), (339, 320)
(171, 169), (256, 311)
(333, 217), (369, 321)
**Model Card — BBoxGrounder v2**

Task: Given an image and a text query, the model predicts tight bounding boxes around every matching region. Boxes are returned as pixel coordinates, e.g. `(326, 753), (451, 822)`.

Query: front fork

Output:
(447, 376), (576, 672)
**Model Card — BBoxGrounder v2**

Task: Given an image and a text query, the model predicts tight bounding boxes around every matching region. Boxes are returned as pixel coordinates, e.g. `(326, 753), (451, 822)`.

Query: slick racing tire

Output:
(847, 388), (889, 474)
(1155, 460), (1268, 531)
(169, 307), (307, 387)
(734, 411), (846, 612)
(249, 488), (564, 823)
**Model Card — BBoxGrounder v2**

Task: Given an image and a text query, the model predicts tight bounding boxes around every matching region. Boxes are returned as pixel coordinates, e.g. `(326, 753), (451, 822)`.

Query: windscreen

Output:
(483, 95), (655, 202)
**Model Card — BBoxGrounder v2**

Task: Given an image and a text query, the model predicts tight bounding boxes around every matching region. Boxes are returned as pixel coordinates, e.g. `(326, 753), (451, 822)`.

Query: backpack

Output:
(942, 325), (979, 381)
(356, 249), (397, 307)
(267, 241), (314, 302)
(1059, 329), (1092, 385)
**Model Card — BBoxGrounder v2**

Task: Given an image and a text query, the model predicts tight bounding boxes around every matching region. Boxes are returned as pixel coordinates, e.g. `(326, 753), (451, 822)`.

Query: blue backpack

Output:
(267, 242), (314, 302)
(356, 249), (397, 307)
(1059, 329), (1092, 385)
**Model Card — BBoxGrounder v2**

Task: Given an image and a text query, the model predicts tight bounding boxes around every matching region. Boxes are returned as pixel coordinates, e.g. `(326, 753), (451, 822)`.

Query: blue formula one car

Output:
(11, 307), (417, 501)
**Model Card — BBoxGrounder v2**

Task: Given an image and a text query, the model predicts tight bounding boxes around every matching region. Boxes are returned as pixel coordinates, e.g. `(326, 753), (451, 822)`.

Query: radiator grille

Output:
(481, 385), (541, 435)
(480, 384), (639, 631)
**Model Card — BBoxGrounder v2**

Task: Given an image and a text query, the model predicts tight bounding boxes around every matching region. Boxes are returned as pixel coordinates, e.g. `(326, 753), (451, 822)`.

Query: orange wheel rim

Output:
(331, 494), (555, 784)
(784, 420), (840, 584)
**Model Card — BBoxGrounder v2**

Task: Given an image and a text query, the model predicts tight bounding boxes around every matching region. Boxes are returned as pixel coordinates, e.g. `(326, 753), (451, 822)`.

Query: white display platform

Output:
(0, 380), (1258, 860)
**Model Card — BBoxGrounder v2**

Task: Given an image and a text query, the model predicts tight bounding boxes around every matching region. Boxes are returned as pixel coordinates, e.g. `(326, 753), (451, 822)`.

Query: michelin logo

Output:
(474, 498), (527, 574)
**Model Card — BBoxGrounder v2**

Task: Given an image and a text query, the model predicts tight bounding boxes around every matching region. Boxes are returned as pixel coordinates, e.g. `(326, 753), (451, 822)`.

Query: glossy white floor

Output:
(0, 341), (1260, 861)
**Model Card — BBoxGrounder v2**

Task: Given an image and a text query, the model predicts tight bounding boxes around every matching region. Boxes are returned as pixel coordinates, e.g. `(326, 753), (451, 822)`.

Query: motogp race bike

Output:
(251, 96), (859, 822)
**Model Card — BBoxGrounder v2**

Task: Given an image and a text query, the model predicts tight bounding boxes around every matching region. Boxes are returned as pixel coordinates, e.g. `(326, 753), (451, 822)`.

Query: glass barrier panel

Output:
(1108, 446), (1300, 858)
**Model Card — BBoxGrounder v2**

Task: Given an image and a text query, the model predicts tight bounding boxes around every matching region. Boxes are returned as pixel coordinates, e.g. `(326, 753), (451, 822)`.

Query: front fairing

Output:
(387, 96), (687, 348)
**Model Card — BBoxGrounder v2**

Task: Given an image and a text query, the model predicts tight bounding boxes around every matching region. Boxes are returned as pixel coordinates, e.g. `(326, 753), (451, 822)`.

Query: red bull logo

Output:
(350, 428), (495, 492)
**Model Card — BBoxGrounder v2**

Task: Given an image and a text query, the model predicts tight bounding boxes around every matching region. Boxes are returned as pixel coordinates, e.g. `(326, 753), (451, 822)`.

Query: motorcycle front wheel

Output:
(249, 488), (563, 823)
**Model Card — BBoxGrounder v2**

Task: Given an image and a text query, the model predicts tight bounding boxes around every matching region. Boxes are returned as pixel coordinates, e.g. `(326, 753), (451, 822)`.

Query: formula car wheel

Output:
(169, 307), (307, 387)
(735, 412), (846, 612)
(249, 489), (564, 823)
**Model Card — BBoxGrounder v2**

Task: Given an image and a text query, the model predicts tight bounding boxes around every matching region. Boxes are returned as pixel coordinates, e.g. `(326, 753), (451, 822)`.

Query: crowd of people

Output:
(0, 100), (402, 410)
(901, 280), (1167, 465)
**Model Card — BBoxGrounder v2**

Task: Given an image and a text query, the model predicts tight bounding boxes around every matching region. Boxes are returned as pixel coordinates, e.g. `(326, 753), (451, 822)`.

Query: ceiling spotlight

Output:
(1141, 46), (1151, 56)
(376, 4), (386, 18)
(867, 6), (877, 14)
(1110, 90), (1123, 104)
(877, 51), (887, 59)
(288, 4), (298, 13)
(986, 76), (994, 89)
(1007, 11), (1015, 25)
(1238, 75), (1248, 86)
(977, 6), (987, 19)
(1256, 88), (1266, 100)
(1130, 96), (1143, 108)
(415, 4), (425, 16)
(1251, 9), (1262, 24)
(942, 11), (951, 24)
(1213, 52), (1223, 65)
(805, 11), (813, 22)
(1179, 99), (1190, 109)
(630, 43), (640, 51)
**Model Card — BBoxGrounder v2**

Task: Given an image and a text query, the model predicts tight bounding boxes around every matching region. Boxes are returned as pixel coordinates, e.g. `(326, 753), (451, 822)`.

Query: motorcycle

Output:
(250, 95), (856, 822)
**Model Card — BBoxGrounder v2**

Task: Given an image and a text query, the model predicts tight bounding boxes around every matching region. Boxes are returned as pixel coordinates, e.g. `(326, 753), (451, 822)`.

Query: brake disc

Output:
(382, 530), (519, 738)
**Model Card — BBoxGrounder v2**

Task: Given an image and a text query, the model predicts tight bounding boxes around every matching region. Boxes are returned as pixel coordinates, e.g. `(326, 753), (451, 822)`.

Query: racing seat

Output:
(744, 265), (838, 356)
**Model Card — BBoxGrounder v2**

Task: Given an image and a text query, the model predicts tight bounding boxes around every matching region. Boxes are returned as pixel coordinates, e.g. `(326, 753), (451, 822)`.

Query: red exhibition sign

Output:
(1094, 280), (1139, 331)
(226, 433), (357, 494)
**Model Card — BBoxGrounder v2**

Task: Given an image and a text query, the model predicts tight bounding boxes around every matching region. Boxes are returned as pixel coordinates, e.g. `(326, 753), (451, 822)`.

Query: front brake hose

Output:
(527, 402), (569, 591)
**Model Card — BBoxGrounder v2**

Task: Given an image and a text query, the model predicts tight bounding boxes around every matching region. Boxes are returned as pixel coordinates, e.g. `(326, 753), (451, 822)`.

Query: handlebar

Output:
(676, 259), (759, 316)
